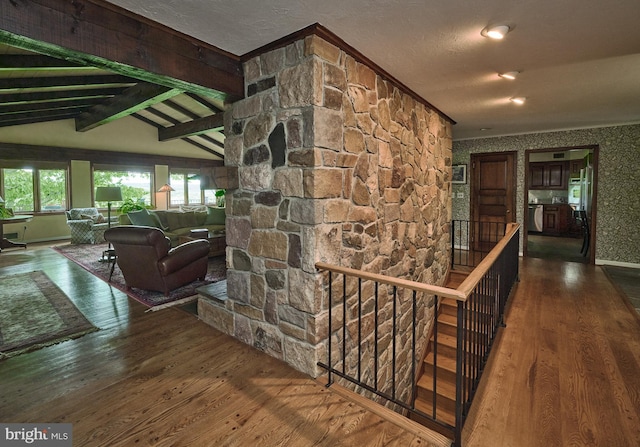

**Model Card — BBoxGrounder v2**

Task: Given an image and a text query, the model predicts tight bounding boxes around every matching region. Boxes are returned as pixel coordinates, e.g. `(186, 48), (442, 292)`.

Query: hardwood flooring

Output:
(0, 246), (444, 447)
(462, 257), (640, 447)
(1, 246), (638, 446)
(527, 233), (587, 264)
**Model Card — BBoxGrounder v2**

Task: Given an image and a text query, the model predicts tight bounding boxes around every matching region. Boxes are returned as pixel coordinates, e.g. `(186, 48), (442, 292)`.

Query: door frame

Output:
(469, 151), (517, 253)
(523, 145), (599, 264)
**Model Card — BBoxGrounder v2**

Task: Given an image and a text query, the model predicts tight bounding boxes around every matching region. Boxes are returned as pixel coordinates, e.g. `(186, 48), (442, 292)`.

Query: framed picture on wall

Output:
(452, 164), (467, 184)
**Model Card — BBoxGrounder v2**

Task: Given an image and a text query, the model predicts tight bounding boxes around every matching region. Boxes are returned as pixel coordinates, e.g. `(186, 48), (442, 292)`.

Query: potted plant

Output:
(215, 189), (226, 208)
(118, 198), (153, 214)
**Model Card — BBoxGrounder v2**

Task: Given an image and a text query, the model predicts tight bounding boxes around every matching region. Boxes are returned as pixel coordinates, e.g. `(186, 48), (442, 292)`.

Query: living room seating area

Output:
(66, 207), (118, 244)
(118, 206), (226, 247)
(104, 226), (211, 296)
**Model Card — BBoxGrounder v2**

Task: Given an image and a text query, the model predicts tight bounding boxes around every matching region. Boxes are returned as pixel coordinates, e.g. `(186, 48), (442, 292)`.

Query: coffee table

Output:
(178, 230), (226, 257)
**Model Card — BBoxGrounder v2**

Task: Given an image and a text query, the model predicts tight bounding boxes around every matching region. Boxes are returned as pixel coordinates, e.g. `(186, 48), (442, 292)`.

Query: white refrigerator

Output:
(568, 166), (593, 212)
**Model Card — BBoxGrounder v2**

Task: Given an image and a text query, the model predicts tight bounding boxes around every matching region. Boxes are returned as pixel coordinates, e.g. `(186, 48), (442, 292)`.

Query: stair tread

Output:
(417, 374), (457, 399)
(414, 397), (456, 426)
(438, 313), (457, 326)
(424, 351), (457, 373)
(432, 332), (457, 348)
(440, 297), (459, 309)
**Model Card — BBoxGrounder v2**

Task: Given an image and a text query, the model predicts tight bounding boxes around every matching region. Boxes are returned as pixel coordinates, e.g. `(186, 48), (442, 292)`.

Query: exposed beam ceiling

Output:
(0, 45), (228, 159)
(0, 0), (243, 101)
(159, 114), (224, 142)
(104, 0), (640, 141)
(74, 83), (182, 132)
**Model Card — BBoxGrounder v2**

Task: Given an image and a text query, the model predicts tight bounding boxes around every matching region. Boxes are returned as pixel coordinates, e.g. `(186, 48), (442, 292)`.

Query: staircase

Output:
(412, 269), (470, 432)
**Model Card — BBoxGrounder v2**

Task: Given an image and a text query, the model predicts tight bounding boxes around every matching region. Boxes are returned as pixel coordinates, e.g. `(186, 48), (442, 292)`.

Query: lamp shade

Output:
(95, 186), (123, 202)
(157, 184), (175, 193)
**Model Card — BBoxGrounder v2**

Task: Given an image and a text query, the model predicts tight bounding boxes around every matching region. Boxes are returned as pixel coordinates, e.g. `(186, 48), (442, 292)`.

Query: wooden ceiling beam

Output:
(0, 87), (126, 104)
(0, 0), (244, 101)
(0, 142), (223, 168)
(145, 107), (224, 150)
(0, 110), (80, 127)
(158, 113), (224, 141)
(185, 92), (224, 114)
(0, 74), (135, 90)
(131, 113), (224, 159)
(75, 83), (182, 132)
(0, 54), (89, 70)
(0, 97), (103, 114)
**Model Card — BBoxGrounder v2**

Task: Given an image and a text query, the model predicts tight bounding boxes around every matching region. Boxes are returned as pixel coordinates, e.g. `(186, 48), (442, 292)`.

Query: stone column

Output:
(212, 33), (451, 379)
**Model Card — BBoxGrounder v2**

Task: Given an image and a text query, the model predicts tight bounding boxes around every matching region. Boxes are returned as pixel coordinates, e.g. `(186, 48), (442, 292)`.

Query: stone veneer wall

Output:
(215, 33), (452, 383)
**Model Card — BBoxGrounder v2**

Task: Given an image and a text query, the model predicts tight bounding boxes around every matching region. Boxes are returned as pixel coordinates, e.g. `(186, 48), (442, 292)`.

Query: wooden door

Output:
(470, 152), (516, 252)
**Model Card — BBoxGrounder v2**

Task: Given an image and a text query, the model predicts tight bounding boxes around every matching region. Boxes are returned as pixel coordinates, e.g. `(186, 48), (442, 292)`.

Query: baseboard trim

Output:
(596, 259), (640, 269)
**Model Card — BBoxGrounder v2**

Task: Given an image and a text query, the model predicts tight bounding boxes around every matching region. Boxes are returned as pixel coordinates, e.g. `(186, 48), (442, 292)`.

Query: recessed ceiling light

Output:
(499, 71), (519, 80)
(510, 97), (526, 105)
(482, 25), (511, 39)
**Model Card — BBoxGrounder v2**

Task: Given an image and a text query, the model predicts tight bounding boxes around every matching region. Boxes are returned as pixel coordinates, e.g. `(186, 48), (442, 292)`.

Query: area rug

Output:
(0, 271), (98, 360)
(52, 242), (226, 308)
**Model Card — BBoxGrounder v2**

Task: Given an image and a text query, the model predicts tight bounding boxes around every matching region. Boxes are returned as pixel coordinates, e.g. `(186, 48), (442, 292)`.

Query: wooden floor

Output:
(462, 257), (640, 447)
(0, 246), (445, 447)
(1, 247), (639, 446)
(527, 233), (587, 264)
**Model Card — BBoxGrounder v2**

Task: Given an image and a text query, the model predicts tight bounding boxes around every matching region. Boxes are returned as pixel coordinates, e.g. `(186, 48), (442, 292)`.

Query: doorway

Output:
(469, 152), (517, 254)
(524, 146), (598, 264)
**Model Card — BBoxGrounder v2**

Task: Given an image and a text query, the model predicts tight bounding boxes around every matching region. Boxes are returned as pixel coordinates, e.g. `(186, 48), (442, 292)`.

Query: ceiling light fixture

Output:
(482, 25), (511, 39)
(510, 97), (526, 105)
(499, 71), (519, 80)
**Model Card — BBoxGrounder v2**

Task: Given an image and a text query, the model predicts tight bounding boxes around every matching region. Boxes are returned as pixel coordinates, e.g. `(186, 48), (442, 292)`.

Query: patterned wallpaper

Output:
(452, 124), (640, 265)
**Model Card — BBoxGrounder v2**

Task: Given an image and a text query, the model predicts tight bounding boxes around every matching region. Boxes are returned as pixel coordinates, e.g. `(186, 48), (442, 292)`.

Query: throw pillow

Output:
(179, 204), (207, 213)
(205, 206), (226, 225)
(80, 213), (104, 223)
(165, 212), (183, 231)
(128, 209), (157, 227)
(148, 211), (168, 231)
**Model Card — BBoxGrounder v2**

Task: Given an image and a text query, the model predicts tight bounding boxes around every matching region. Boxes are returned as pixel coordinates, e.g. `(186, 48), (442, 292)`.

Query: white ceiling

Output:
(106, 0), (640, 141)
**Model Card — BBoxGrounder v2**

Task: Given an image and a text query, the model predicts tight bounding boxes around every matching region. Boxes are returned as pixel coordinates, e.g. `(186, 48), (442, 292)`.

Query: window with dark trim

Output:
(93, 164), (153, 208)
(169, 169), (207, 207)
(0, 161), (68, 213)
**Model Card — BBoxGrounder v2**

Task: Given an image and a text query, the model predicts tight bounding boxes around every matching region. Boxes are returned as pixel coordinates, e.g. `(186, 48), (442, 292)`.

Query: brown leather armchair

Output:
(104, 226), (210, 296)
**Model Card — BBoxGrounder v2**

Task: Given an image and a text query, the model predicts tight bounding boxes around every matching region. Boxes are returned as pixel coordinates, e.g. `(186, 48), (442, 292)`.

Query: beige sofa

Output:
(118, 207), (225, 246)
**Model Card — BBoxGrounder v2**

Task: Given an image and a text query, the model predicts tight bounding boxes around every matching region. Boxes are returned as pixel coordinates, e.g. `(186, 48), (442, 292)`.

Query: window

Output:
(0, 162), (68, 213)
(93, 165), (153, 208)
(169, 170), (204, 207)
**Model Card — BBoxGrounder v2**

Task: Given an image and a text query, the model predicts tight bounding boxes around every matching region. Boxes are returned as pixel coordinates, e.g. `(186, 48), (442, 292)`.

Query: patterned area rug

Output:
(52, 243), (227, 308)
(0, 271), (98, 359)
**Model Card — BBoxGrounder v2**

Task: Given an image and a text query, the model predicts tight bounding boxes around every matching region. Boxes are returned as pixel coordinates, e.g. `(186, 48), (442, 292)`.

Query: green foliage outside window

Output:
(93, 170), (151, 210)
(3, 168), (34, 212)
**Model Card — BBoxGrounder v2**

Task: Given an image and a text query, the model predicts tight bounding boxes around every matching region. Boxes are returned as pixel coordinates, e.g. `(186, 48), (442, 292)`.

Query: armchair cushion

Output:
(104, 225), (210, 296)
(67, 207), (111, 244)
(81, 213), (106, 223)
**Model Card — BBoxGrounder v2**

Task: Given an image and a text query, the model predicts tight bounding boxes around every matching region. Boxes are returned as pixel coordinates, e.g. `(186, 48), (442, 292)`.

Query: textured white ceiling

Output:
(107, 0), (640, 140)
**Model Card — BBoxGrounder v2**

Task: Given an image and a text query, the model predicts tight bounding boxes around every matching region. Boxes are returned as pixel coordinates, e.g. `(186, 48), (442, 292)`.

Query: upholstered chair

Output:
(66, 207), (114, 244)
(104, 226), (210, 296)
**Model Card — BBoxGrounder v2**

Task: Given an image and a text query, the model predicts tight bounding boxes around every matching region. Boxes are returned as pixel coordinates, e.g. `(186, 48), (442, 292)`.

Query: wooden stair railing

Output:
(316, 223), (521, 447)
